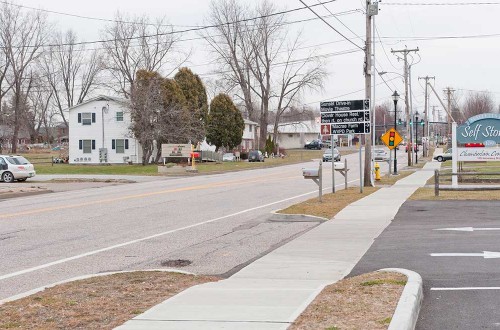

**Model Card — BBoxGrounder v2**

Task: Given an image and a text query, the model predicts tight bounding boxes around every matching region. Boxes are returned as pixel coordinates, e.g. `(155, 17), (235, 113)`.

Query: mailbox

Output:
(302, 168), (319, 178)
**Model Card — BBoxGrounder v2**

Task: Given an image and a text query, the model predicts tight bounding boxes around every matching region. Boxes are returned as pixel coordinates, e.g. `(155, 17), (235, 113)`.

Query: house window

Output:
(78, 112), (95, 125)
(79, 139), (95, 153)
(116, 112), (124, 122)
(249, 125), (252, 132)
(112, 139), (129, 153)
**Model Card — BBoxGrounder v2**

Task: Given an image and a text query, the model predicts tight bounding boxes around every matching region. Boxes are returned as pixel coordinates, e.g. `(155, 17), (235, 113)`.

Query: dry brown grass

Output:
(410, 187), (500, 200)
(290, 271), (407, 330)
(0, 271), (218, 330)
(278, 187), (379, 219)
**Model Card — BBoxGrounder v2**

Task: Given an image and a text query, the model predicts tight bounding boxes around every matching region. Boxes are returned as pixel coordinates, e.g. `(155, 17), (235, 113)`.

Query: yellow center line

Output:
(0, 171), (300, 219)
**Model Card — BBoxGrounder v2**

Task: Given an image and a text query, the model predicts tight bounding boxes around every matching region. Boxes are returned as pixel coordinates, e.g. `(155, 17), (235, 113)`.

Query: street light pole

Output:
(415, 111), (419, 164)
(392, 91), (400, 174)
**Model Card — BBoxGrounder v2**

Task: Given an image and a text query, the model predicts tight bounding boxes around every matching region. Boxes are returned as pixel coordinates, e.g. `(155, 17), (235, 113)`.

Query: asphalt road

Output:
(0, 148), (408, 301)
(349, 200), (500, 329)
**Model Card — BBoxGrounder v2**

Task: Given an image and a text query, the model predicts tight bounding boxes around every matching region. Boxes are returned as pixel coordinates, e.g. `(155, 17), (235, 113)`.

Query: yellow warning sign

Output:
(381, 128), (403, 150)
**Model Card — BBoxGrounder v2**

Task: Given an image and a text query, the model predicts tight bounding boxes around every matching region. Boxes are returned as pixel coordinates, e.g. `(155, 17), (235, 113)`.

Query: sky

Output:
(9, 0), (500, 121)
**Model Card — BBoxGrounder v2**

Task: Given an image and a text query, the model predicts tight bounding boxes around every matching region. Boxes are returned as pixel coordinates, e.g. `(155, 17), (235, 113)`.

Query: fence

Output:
(434, 169), (500, 196)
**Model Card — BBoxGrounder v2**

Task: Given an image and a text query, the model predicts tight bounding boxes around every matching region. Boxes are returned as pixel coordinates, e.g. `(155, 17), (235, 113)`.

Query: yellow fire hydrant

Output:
(374, 162), (381, 181)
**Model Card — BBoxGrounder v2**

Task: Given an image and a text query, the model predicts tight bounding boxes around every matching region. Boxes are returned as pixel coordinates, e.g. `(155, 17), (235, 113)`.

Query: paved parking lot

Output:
(349, 200), (500, 329)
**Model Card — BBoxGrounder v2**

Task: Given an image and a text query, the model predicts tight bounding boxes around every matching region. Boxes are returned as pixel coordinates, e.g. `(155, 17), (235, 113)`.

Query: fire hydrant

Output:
(374, 162), (381, 181)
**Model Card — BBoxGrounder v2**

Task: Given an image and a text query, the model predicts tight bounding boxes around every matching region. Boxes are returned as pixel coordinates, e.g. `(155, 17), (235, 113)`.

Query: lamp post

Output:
(392, 90), (400, 175)
(415, 111), (419, 164)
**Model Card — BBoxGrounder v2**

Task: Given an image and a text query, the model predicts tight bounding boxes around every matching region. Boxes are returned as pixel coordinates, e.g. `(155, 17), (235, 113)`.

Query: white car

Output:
(0, 155), (36, 183)
(222, 153), (236, 162)
(372, 149), (389, 161)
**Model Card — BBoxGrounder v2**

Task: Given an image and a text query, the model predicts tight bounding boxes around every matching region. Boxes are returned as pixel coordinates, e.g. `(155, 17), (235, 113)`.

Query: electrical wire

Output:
(298, 0), (365, 51)
(0, 0), (340, 49)
(384, 2), (500, 5)
(315, 0), (364, 42)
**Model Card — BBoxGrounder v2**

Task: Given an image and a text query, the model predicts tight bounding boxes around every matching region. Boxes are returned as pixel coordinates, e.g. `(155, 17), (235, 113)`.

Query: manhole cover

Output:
(161, 259), (192, 267)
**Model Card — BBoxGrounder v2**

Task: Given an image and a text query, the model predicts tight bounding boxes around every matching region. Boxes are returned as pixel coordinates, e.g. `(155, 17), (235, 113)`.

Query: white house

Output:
(240, 119), (259, 151)
(267, 119), (321, 149)
(68, 95), (141, 164)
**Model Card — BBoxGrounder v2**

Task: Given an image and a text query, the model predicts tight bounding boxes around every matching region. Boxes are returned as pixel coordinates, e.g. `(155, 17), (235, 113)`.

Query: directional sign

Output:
(320, 99), (370, 112)
(321, 124), (331, 135)
(321, 110), (370, 124)
(430, 251), (500, 259)
(320, 99), (371, 135)
(330, 122), (370, 135)
(381, 128), (403, 150)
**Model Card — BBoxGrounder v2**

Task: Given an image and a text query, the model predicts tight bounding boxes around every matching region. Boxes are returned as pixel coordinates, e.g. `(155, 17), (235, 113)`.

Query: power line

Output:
(298, 0), (365, 51)
(384, 2), (500, 5)
(0, 0), (340, 49)
(315, 0), (364, 42)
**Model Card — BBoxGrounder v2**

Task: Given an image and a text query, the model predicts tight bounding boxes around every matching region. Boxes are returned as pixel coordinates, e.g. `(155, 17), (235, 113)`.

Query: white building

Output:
(267, 119), (321, 149)
(240, 119), (259, 151)
(68, 95), (141, 164)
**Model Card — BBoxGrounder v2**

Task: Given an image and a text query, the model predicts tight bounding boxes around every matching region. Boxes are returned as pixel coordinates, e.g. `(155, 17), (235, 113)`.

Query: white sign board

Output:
(457, 148), (500, 161)
(161, 144), (191, 158)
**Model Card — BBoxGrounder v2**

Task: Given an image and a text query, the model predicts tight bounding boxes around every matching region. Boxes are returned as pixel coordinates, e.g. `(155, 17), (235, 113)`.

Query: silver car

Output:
(372, 149), (389, 161)
(0, 155), (36, 183)
(322, 148), (340, 162)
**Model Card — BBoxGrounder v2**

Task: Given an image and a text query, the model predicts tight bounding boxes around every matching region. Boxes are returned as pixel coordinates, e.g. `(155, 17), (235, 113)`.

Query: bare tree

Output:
(203, 0), (257, 120)
(28, 77), (54, 144)
(40, 30), (102, 126)
(205, 0), (326, 148)
(271, 36), (326, 142)
(101, 13), (187, 98)
(0, 2), (49, 152)
(462, 91), (495, 119)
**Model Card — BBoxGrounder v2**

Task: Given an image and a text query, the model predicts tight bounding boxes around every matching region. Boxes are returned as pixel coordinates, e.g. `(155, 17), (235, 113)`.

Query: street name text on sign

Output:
(320, 99), (371, 135)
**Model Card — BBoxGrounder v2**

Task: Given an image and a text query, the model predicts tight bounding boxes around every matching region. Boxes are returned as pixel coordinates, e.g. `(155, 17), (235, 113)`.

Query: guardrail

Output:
(434, 169), (500, 196)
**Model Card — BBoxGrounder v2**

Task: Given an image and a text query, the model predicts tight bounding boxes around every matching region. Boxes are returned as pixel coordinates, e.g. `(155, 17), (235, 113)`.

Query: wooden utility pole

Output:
(391, 47), (419, 166)
(418, 76), (435, 157)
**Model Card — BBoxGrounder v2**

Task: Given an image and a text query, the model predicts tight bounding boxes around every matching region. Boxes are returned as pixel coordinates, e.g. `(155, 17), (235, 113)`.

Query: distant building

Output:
(68, 95), (141, 164)
(267, 119), (321, 149)
(240, 119), (260, 151)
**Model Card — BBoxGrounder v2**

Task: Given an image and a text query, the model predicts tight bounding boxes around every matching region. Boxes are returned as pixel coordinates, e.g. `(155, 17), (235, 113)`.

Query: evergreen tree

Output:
(206, 93), (244, 151)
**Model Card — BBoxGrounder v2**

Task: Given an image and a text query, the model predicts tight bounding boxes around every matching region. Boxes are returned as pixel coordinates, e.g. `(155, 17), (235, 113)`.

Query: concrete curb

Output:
(0, 269), (195, 306)
(378, 268), (423, 330)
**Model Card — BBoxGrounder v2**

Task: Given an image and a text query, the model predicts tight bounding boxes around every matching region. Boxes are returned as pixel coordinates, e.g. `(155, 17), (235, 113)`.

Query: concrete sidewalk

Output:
(116, 161), (440, 330)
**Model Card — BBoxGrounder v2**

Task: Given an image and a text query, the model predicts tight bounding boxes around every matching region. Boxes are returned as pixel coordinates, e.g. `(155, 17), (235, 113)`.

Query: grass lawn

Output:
(21, 149), (344, 176)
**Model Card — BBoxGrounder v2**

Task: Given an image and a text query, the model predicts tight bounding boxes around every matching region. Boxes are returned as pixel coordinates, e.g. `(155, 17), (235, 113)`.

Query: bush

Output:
(265, 136), (275, 155)
(240, 152), (249, 160)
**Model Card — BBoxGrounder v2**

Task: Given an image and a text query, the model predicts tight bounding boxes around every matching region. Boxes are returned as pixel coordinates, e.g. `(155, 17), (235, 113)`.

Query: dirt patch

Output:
(0, 271), (219, 330)
(290, 271), (406, 330)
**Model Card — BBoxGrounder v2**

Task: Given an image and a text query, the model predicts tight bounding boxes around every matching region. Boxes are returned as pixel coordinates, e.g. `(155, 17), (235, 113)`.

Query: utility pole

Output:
(391, 47), (419, 166)
(418, 76), (435, 157)
(364, 0), (378, 187)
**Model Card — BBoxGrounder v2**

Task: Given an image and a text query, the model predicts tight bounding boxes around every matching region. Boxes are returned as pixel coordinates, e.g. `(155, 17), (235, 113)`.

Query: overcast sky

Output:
(12, 0), (500, 118)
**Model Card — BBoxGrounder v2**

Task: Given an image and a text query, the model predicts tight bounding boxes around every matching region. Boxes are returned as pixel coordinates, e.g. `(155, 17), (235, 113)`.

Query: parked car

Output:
(222, 153), (236, 162)
(372, 149), (389, 161)
(433, 149), (453, 162)
(322, 148), (341, 162)
(248, 150), (264, 162)
(304, 139), (323, 150)
(0, 155), (36, 183)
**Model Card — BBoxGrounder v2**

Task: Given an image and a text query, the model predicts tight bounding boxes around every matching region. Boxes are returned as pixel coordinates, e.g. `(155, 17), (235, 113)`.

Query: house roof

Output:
(67, 95), (129, 112)
(244, 119), (259, 126)
(267, 120), (320, 134)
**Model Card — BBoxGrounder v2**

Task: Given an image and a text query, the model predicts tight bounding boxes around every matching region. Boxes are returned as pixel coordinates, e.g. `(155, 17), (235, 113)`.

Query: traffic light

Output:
(419, 119), (424, 126)
(397, 119), (402, 125)
(388, 131), (396, 147)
